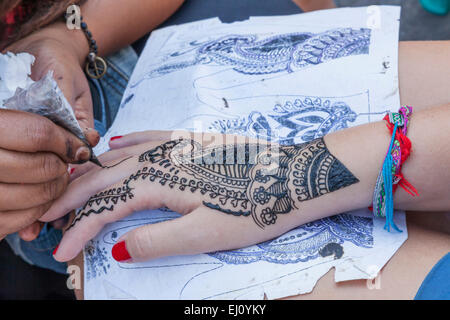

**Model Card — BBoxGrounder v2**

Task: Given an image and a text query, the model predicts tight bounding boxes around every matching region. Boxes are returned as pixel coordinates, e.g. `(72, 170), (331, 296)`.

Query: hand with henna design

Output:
(41, 105), (450, 263)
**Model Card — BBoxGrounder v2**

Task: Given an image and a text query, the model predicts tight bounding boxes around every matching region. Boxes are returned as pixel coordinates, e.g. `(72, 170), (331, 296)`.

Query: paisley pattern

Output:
(132, 28), (371, 84)
(208, 214), (373, 264)
(209, 97), (358, 145)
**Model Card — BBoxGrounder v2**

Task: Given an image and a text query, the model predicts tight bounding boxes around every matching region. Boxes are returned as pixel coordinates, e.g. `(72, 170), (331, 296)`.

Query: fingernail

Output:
(53, 244), (59, 256)
(75, 146), (91, 163)
(70, 168), (75, 175)
(110, 136), (123, 142)
(112, 241), (131, 262)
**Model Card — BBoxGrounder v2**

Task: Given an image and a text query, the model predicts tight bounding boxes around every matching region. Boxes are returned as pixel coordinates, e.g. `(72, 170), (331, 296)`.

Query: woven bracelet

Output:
(372, 106), (419, 232)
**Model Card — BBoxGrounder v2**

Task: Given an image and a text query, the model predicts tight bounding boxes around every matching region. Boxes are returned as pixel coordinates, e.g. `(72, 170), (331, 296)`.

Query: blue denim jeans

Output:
(5, 46), (138, 274)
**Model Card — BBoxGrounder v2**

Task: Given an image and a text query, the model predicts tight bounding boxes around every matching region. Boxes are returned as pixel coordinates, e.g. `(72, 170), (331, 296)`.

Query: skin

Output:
(0, 0), (185, 241)
(292, 0), (336, 11)
(0, 110), (95, 241)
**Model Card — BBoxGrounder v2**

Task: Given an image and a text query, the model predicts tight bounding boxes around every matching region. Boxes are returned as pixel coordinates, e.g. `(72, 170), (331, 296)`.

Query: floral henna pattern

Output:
(70, 138), (358, 229)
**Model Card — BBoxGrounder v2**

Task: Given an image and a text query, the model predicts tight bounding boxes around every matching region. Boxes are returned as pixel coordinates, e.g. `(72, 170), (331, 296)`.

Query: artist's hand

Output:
(4, 23), (100, 240)
(0, 109), (97, 240)
(5, 22), (99, 142)
(41, 130), (359, 263)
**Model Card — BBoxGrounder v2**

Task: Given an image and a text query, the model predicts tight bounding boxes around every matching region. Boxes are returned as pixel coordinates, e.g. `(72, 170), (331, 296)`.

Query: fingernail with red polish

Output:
(110, 136), (123, 142)
(70, 168), (75, 175)
(112, 241), (131, 262)
(53, 244), (59, 256)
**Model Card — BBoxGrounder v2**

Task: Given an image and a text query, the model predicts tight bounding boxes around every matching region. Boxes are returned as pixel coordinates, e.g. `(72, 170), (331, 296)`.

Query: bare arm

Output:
(20, 0), (185, 65)
(72, 0), (185, 61)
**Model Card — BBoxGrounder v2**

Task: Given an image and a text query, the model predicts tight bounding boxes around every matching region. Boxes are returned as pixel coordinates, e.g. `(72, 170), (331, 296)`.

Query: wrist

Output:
(42, 22), (90, 66)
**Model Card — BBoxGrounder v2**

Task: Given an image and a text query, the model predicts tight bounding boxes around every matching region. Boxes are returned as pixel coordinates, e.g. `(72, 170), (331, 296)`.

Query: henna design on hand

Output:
(69, 138), (358, 230)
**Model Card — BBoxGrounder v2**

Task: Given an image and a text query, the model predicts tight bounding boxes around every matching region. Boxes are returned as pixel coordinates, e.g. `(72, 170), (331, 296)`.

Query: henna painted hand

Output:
(41, 131), (358, 263)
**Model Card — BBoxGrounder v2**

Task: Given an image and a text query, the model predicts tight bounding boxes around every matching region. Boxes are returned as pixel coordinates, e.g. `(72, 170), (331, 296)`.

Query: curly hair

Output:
(1, 0), (84, 49)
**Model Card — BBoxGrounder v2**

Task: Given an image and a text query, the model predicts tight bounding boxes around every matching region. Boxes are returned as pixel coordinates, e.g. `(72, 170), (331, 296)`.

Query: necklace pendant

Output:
(86, 56), (107, 79)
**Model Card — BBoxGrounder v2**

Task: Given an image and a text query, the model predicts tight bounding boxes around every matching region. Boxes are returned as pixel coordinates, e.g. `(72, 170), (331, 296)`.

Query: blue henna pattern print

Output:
(209, 97), (358, 145)
(132, 28), (371, 85)
(208, 214), (373, 264)
(85, 240), (111, 280)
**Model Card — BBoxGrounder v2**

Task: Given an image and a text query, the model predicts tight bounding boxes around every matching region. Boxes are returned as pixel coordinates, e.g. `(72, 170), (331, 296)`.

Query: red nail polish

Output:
(112, 241), (131, 262)
(70, 168), (75, 175)
(53, 244), (59, 256)
(110, 136), (123, 142)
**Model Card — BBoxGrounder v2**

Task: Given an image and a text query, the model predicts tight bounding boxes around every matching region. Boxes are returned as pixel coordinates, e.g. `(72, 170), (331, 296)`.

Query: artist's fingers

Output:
(0, 109), (92, 164)
(40, 155), (138, 223)
(108, 130), (176, 149)
(83, 128), (100, 148)
(0, 149), (68, 184)
(52, 60), (96, 138)
(18, 221), (45, 242)
(0, 174), (69, 211)
(113, 207), (269, 263)
(73, 91), (95, 133)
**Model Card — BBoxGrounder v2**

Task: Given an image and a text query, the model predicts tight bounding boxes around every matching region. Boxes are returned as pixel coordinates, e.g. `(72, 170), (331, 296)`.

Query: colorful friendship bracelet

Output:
(372, 106), (419, 232)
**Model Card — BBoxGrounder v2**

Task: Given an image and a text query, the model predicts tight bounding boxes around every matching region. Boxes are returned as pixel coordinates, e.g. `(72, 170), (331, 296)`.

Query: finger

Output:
(0, 174), (69, 211)
(0, 109), (93, 164)
(84, 128), (100, 148)
(50, 215), (71, 230)
(109, 131), (253, 150)
(18, 221), (45, 242)
(71, 67), (95, 130)
(70, 143), (152, 180)
(40, 155), (138, 223)
(115, 206), (268, 263)
(109, 130), (175, 149)
(52, 168), (201, 262)
(0, 149), (68, 183)
(48, 61), (97, 148)
(0, 202), (52, 236)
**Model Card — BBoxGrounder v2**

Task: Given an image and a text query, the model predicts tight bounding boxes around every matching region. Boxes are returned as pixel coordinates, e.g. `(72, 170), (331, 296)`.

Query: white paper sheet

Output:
(85, 6), (407, 300)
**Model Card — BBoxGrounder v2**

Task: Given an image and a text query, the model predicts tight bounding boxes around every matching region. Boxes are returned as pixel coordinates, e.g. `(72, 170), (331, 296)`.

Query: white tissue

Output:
(0, 52), (35, 104)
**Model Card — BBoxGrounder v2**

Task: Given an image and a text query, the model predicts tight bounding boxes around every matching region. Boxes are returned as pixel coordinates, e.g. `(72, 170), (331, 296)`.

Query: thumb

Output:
(18, 221), (45, 241)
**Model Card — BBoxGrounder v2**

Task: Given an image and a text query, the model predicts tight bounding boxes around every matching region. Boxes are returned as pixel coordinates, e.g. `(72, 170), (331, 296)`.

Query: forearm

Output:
(16, 0), (184, 65)
(286, 103), (450, 230)
(78, 0), (185, 57)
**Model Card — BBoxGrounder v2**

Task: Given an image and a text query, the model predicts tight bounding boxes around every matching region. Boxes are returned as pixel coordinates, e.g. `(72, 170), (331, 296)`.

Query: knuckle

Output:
(29, 204), (50, 221)
(41, 180), (60, 203)
(129, 227), (154, 260)
(27, 118), (54, 150)
(39, 154), (65, 179)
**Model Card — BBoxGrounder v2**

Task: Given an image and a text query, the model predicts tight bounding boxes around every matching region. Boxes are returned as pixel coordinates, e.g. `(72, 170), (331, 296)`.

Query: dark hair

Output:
(1, 0), (83, 49)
